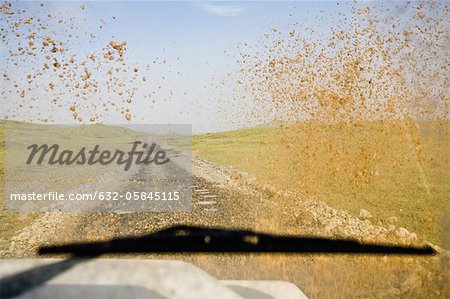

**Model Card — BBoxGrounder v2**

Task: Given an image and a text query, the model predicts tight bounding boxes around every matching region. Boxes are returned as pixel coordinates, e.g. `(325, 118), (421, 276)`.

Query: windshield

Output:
(0, 1), (449, 298)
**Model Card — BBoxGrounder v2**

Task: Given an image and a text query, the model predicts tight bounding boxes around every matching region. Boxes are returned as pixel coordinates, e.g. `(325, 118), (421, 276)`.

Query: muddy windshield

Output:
(0, 1), (449, 298)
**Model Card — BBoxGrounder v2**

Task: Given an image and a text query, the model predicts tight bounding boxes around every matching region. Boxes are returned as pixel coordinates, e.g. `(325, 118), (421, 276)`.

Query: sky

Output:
(0, 1), (392, 133)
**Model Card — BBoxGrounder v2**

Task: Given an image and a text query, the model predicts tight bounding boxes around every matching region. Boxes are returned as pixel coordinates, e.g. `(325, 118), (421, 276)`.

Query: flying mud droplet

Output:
(228, 1), (449, 208)
(1, 1), (180, 123)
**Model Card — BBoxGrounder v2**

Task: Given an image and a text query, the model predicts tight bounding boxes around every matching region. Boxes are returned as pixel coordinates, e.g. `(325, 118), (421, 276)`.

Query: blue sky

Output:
(1, 1), (363, 133)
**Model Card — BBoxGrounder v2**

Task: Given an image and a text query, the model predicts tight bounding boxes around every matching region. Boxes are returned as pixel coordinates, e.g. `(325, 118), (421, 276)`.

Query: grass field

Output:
(193, 119), (450, 246)
(1, 121), (448, 297)
(0, 123), (39, 253)
(1, 120), (449, 249)
(0, 121), (147, 252)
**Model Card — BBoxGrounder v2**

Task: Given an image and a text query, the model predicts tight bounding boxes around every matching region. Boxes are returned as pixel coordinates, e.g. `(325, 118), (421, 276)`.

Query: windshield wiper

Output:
(1, 225), (436, 298)
(38, 225), (436, 256)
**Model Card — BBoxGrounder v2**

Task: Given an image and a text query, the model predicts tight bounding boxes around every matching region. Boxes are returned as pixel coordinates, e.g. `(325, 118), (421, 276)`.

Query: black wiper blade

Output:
(38, 225), (436, 256)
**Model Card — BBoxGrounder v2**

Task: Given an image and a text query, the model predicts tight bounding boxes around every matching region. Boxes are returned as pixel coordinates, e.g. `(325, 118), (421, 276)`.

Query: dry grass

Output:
(1, 121), (448, 297)
(193, 119), (450, 246)
(192, 119), (450, 298)
(0, 121), (140, 254)
(0, 124), (40, 253)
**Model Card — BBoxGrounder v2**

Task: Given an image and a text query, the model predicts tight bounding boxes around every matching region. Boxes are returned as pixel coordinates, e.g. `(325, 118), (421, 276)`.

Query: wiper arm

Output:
(38, 225), (436, 256)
